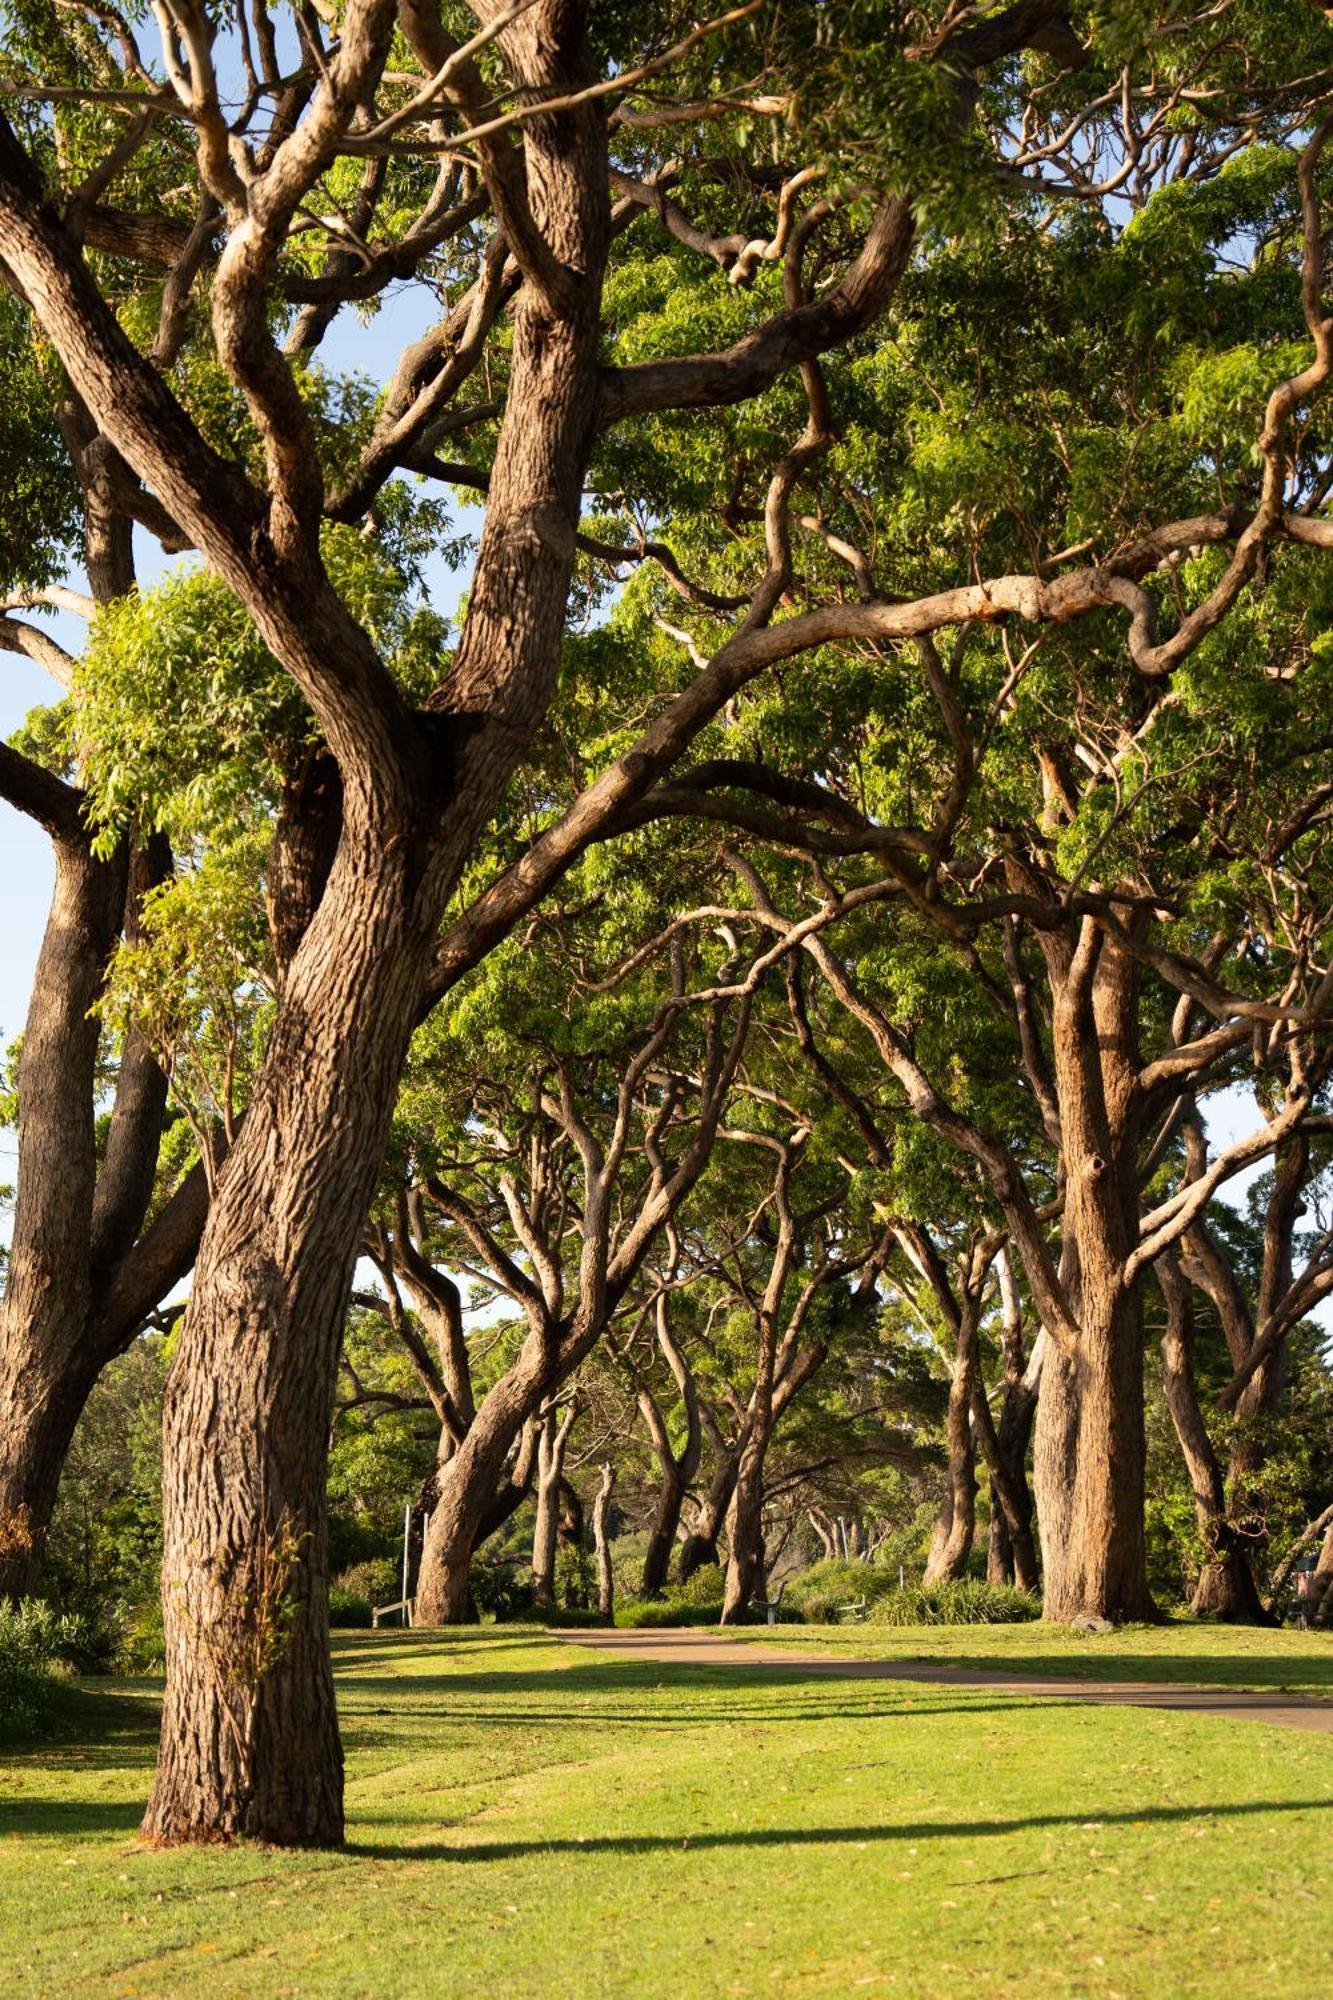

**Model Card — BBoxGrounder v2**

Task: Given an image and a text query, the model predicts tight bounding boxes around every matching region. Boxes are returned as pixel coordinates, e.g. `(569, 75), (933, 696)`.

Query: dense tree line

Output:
(0, 0), (1332, 1849)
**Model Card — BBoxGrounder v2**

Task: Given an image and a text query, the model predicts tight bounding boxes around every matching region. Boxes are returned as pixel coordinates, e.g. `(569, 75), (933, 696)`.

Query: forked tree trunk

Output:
(678, 1452), (736, 1580)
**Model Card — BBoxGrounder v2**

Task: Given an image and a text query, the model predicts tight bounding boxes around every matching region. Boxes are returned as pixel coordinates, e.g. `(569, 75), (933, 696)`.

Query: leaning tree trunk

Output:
(416, 1357), (548, 1626)
(641, 1462), (687, 1598)
(141, 820), (443, 1847)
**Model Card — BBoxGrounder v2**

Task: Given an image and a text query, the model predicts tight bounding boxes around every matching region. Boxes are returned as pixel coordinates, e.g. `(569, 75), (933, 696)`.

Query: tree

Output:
(3, 0), (1326, 1838)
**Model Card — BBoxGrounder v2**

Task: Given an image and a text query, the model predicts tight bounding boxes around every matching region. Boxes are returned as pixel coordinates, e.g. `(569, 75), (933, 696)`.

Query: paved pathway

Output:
(555, 1628), (1333, 1736)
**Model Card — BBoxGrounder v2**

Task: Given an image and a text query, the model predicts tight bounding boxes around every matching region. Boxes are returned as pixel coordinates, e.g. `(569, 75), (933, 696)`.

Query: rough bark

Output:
(137, 4), (612, 1839)
(1027, 927), (1156, 1623)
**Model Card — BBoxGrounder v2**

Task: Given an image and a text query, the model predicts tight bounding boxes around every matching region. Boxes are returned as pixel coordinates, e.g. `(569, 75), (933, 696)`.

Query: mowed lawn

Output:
(1, 1626), (1330, 2000)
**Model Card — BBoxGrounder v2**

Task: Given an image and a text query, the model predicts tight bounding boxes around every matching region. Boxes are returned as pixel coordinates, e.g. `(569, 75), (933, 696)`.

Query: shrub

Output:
(333, 1559), (399, 1606)
(0, 1600), (75, 1740)
(555, 1544), (594, 1611)
(783, 1562), (1040, 1627)
(471, 1558), (533, 1621)
(616, 1568), (726, 1628)
(328, 1587), (374, 1629)
(866, 1580), (1040, 1625)
(784, 1559), (896, 1624)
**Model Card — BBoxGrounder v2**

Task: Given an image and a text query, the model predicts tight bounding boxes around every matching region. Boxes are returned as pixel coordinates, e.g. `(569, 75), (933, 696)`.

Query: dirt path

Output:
(555, 1629), (1333, 1736)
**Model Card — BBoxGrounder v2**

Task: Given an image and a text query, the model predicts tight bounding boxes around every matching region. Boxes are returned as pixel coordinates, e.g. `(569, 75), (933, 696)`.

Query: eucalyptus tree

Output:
(575, 94), (1333, 1622)
(2, 0), (1323, 1838)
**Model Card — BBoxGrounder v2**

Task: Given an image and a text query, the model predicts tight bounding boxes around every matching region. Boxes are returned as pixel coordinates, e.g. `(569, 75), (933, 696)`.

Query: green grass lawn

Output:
(716, 1616), (1333, 1693)
(2, 1624), (1331, 1999)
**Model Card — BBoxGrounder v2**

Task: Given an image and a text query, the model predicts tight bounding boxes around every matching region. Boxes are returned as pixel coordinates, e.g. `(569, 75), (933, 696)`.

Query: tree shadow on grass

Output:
(346, 1792), (1333, 1864)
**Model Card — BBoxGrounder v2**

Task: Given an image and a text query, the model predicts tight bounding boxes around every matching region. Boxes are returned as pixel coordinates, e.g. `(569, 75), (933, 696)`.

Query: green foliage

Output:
(328, 1589), (374, 1630)
(615, 1566), (726, 1626)
(0, 1600), (78, 1741)
(784, 1561), (1038, 1626)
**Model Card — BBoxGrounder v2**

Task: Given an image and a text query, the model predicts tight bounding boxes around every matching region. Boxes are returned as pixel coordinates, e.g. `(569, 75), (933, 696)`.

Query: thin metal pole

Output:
(402, 1499), (412, 1628)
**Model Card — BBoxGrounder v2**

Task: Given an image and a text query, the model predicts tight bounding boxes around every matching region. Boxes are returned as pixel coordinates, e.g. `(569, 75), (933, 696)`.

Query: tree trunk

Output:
(1309, 1520), (1333, 1627)
(923, 1312), (979, 1583)
(1030, 926), (1155, 1625)
(641, 1464), (687, 1597)
(0, 826), (202, 1599)
(531, 1401), (578, 1610)
(416, 1358), (548, 1626)
(1035, 1283), (1154, 1622)
(1157, 1257), (1268, 1623)
(720, 1416), (769, 1624)
(142, 819), (443, 1846)
(593, 1463), (615, 1624)
(679, 1434), (744, 1578)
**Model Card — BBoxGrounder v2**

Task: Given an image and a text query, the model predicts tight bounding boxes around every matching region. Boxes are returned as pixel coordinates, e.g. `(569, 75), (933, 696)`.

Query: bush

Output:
(0, 1600), (75, 1740)
(784, 1558), (895, 1624)
(471, 1558), (533, 1621)
(555, 1544), (594, 1611)
(783, 1562), (1040, 1627)
(616, 1568), (726, 1628)
(333, 1559), (400, 1607)
(329, 1587), (374, 1628)
(866, 1580), (1040, 1626)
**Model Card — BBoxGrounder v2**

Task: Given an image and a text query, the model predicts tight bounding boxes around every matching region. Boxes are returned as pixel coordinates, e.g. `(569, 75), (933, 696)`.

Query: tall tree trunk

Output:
(593, 1463), (615, 1624)
(1031, 926), (1155, 1625)
(923, 1310), (979, 1583)
(531, 1400), (578, 1610)
(141, 6), (610, 1838)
